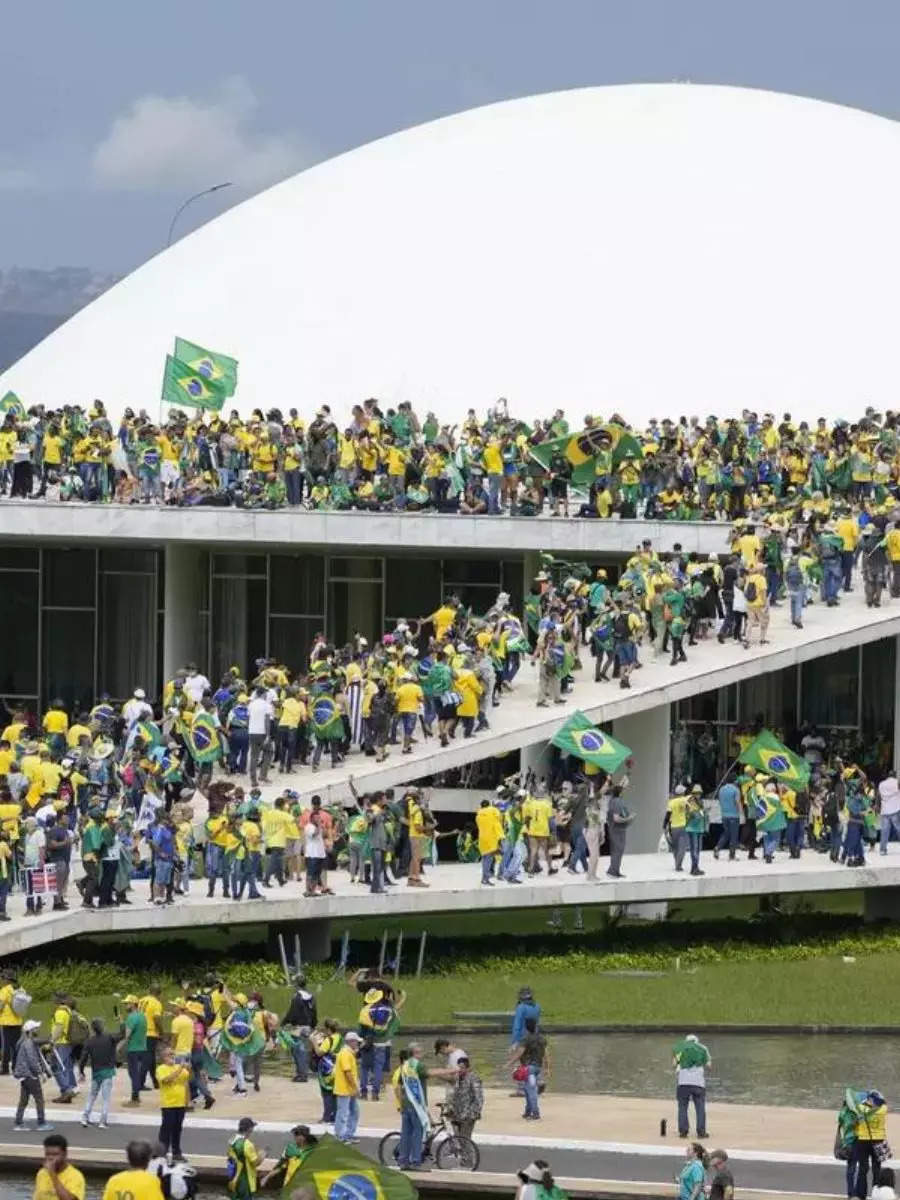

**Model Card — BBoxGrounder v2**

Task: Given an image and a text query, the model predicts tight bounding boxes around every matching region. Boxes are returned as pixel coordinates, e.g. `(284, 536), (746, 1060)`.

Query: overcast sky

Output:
(4, 0), (900, 271)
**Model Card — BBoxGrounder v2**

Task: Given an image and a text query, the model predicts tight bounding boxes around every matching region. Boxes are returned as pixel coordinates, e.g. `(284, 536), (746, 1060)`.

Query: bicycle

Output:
(377, 1102), (480, 1171)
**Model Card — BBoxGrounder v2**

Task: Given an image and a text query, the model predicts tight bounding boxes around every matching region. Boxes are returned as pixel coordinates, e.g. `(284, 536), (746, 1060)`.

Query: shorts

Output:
(615, 640), (636, 666)
(400, 713), (417, 736)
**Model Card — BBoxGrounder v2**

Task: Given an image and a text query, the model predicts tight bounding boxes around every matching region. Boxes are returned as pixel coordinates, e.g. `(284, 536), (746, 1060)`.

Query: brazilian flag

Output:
(0, 391), (25, 420)
(826, 457), (852, 493)
(529, 426), (618, 485)
(161, 354), (226, 412)
(282, 1133), (417, 1200)
(738, 729), (810, 785)
(186, 711), (222, 764)
(551, 710), (631, 773)
(134, 719), (163, 750)
(600, 422), (644, 466)
(311, 694), (343, 741)
(174, 337), (238, 396)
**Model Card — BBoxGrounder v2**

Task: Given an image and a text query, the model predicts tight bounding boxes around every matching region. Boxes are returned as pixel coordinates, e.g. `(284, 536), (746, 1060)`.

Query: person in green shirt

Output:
(122, 995), (148, 1104)
(79, 808), (105, 909)
(661, 582), (686, 658)
(261, 1124), (319, 1191)
(684, 786), (707, 876)
(669, 613), (687, 665)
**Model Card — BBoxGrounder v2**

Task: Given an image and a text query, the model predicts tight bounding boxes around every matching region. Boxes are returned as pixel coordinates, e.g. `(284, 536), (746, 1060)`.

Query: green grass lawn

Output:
(21, 950), (897, 1031)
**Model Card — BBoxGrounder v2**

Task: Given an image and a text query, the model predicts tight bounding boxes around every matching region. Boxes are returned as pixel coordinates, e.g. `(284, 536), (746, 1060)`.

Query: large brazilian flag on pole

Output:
(551, 710), (631, 773)
(282, 1133), (418, 1200)
(174, 337), (238, 396)
(738, 728), (810, 784)
(161, 354), (227, 412)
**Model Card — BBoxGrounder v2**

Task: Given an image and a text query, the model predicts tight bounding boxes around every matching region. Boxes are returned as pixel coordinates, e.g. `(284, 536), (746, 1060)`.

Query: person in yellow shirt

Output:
(405, 791), (429, 887)
(38, 750), (63, 799)
(169, 999), (195, 1067)
(262, 797), (293, 886)
(138, 984), (164, 1089)
(65, 719), (91, 750)
(101, 1140), (163, 1200)
(1, 712), (27, 746)
(0, 967), (23, 1071)
(743, 563), (769, 648)
(394, 674), (424, 754)
(454, 666), (483, 738)
(835, 508), (859, 593)
(476, 799), (504, 885)
(421, 598), (458, 642)
(336, 431), (358, 483)
(33, 1134), (86, 1200)
(238, 810), (264, 900)
(886, 521), (900, 599)
(0, 739), (14, 777)
(482, 437), (503, 513)
(277, 690), (306, 773)
(523, 788), (554, 875)
(228, 1116), (265, 1196)
(157, 1046), (190, 1160)
(736, 525), (762, 567)
(333, 1030), (362, 1143)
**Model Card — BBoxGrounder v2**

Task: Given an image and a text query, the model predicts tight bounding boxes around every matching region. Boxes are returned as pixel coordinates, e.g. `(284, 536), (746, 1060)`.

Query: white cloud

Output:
(0, 167), (37, 191)
(91, 77), (311, 192)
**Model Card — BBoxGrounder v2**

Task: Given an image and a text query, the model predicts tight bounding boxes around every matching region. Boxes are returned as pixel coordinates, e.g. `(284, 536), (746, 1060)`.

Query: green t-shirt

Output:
(125, 1009), (148, 1053)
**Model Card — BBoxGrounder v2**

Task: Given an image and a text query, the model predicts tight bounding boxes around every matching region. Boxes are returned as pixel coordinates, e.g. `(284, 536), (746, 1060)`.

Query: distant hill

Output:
(0, 266), (120, 372)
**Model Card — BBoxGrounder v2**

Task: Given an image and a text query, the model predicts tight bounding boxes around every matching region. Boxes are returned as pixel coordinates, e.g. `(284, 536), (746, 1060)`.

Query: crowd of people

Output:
(4, 396), (900, 521)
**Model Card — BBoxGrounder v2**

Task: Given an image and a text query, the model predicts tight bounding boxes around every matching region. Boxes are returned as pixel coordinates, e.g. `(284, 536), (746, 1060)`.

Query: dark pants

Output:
(676, 1083), (707, 1136)
(159, 1106), (185, 1157)
(841, 550), (855, 591)
(142, 1036), (159, 1087)
(850, 1139), (881, 1200)
(127, 1050), (144, 1100)
(81, 859), (100, 906)
(1, 1025), (21, 1073)
(279, 727), (297, 771)
(370, 848), (385, 893)
(265, 847), (285, 885)
(715, 818), (740, 854)
(99, 859), (117, 906)
(15, 1075), (45, 1125)
(786, 817), (804, 855)
(320, 1086), (337, 1122)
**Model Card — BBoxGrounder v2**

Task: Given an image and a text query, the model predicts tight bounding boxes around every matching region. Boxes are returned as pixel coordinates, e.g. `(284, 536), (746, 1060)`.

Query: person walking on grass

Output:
(674, 1034), (711, 1139)
(13, 1019), (53, 1132)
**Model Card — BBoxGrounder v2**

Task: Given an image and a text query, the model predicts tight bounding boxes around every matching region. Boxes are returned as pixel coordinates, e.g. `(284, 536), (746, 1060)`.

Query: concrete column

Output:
(163, 545), (205, 681)
(612, 702), (671, 855)
(864, 887), (900, 923)
(267, 918), (333, 964)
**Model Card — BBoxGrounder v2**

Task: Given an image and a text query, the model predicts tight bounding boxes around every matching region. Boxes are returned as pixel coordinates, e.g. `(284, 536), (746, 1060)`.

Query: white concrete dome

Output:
(5, 83), (900, 425)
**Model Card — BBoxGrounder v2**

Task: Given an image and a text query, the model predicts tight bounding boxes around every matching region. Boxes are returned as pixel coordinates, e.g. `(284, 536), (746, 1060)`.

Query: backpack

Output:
(11, 987), (31, 1017)
(744, 580), (757, 602)
(613, 613), (630, 639)
(68, 1008), (91, 1047)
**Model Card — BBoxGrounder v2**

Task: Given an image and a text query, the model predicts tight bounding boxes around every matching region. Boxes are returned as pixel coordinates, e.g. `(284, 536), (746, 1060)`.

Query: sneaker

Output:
(12, 1124), (25, 1131)
(35, 1123), (55, 1132)
(98, 1121), (109, 1129)
(80, 1117), (90, 1127)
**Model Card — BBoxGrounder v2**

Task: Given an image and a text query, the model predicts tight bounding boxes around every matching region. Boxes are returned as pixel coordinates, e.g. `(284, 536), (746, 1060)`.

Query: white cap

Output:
(675, 784), (686, 795)
(23, 1019), (40, 1033)
(134, 688), (146, 699)
(344, 1030), (362, 1043)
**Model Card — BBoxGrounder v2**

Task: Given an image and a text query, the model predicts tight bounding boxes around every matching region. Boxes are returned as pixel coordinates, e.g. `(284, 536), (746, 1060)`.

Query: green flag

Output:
(529, 427), (613, 484)
(551, 710), (631, 772)
(186, 711), (223, 764)
(173, 337), (238, 396)
(601, 422), (644, 466)
(0, 392), (25, 420)
(282, 1132), (418, 1200)
(737, 728), (810, 784)
(162, 354), (227, 412)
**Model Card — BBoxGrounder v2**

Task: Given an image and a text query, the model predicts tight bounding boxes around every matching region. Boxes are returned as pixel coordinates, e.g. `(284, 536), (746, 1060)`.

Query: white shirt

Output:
(122, 698), (153, 727)
(879, 776), (900, 817)
(184, 673), (211, 705)
(446, 1047), (468, 1068)
(731, 586), (747, 614)
(247, 696), (273, 736)
(304, 823), (326, 860)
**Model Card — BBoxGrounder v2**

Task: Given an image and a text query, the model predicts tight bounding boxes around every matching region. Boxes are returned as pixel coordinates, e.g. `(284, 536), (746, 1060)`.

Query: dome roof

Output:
(5, 83), (900, 425)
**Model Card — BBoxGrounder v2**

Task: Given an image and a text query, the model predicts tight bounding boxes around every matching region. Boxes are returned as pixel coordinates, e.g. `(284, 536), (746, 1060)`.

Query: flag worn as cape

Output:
(282, 1132), (419, 1200)
(738, 729), (810, 784)
(551, 710), (631, 773)
(173, 337), (238, 396)
(186, 711), (223, 764)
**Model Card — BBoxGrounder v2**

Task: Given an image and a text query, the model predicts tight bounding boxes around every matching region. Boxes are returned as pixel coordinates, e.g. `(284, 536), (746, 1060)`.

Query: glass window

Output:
(677, 682), (738, 725)
(442, 558), (500, 586)
(269, 617), (325, 675)
(212, 554), (266, 576)
(99, 572), (156, 700)
(42, 610), (95, 713)
(740, 667), (796, 735)
(0, 547), (38, 570)
(269, 555), (325, 614)
(802, 650), (858, 728)
(329, 580), (382, 647)
(862, 638), (896, 741)
(501, 559), (524, 619)
(386, 557), (441, 620)
(211, 577), (267, 681)
(328, 557), (383, 580)
(44, 548), (96, 606)
(100, 549), (156, 572)
(0, 572), (38, 694)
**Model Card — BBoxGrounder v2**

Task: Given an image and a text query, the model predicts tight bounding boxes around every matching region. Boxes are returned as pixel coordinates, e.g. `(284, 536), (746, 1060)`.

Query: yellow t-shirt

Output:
(42, 709), (68, 734)
(42, 435), (64, 466)
(170, 1012), (194, 1055)
(835, 517), (859, 551)
(737, 533), (762, 566)
(101, 1168), (164, 1200)
(262, 807), (292, 850)
(66, 724), (91, 748)
(483, 441), (503, 473)
(0, 981), (22, 1026)
(240, 820), (262, 853)
(2, 722), (26, 745)
(207, 815), (230, 848)
(395, 682), (423, 715)
(334, 1043), (360, 1096)
(139, 994), (164, 1039)
(0, 747), (14, 775)
(39, 762), (63, 794)
(0, 802), (21, 841)
(431, 605), (456, 640)
(34, 1164), (86, 1200)
(278, 697), (304, 729)
(52, 1005), (71, 1046)
(667, 795), (689, 828)
(157, 1061), (190, 1108)
(523, 797), (552, 838)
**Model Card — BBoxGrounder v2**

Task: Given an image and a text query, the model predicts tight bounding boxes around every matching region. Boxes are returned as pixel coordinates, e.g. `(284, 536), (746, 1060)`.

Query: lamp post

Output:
(166, 182), (232, 247)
